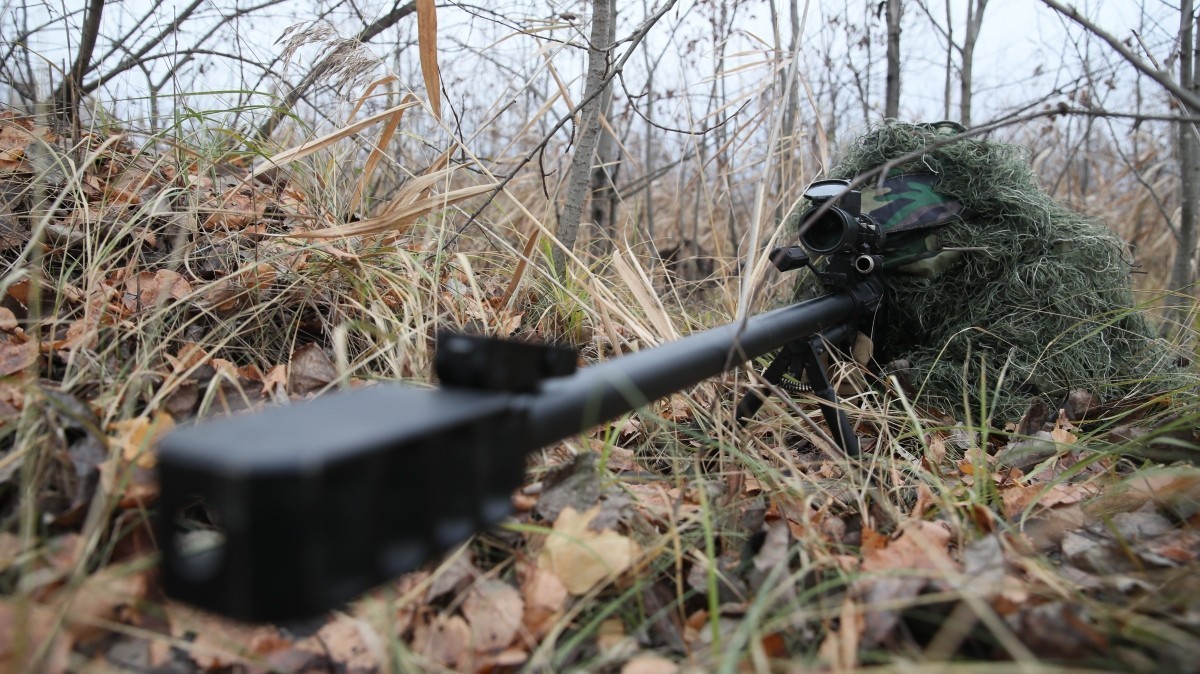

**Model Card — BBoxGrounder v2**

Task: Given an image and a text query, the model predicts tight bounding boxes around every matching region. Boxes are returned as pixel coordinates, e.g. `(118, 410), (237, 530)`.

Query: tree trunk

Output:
(959, 0), (987, 127)
(588, 0), (619, 255)
(885, 0), (902, 118)
(641, 6), (656, 244)
(1171, 0), (1200, 308)
(781, 0), (801, 212)
(52, 0), (104, 125)
(943, 0), (954, 120)
(552, 0), (615, 277)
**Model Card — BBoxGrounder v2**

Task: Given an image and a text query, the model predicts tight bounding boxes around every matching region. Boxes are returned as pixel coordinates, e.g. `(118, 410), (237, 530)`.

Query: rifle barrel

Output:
(528, 292), (859, 445)
(156, 287), (871, 621)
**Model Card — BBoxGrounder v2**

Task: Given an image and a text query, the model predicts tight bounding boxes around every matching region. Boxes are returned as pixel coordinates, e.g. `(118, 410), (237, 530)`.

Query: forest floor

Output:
(1, 110), (1199, 673)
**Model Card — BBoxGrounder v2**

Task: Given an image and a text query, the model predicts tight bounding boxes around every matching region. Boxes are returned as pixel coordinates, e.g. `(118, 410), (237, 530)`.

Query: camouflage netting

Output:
(791, 121), (1188, 421)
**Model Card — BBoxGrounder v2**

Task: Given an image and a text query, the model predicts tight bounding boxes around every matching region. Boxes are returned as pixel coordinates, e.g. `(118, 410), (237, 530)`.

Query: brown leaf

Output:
(416, 0), (441, 117)
(122, 269), (192, 313)
(0, 339), (37, 376)
(61, 564), (149, 642)
(412, 614), (470, 670)
(288, 343), (337, 396)
(1141, 527), (1200, 566)
(856, 520), (959, 648)
(200, 189), (266, 230)
(108, 411), (174, 469)
(622, 654), (679, 674)
(296, 612), (385, 673)
(0, 307), (16, 332)
(1087, 467), (1200, 518)
(165, 343), (211, 374)
(0, 600), (70, 674)
(0, 118), (52, 167)
(862, 520), (956, 573)
(1006, 601), (1107, 659)
(166, 601), (286, 670)
(537, 505), (640, 596)
(1002, 482), (1093, 521)
(261, 363), (288, 400)
(462, 579), (523, 653)
(426, 551), (478, 603)
(100, 462), (159, 509)
(520, 566), (568, 640)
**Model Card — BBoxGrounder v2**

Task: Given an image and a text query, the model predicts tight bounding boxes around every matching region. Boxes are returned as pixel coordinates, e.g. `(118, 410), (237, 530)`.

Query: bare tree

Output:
(589, 0), (619, 253)
(914, 0), (987, 126)
(959, 0), (988, 127)
(51, 0), (104, 125)
(640, 0), (658, 243)
(1042, 0), (1200, 308)
(885, 0), (902, 118)
(1174, 0), (1200, 305)
(553, 0), (616, 276)
(942, 1), (953, 119)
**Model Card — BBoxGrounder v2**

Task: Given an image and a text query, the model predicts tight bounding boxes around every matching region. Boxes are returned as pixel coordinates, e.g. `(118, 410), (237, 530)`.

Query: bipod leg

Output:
(735, 351), (792, 424)
(795, 335), (860, 456)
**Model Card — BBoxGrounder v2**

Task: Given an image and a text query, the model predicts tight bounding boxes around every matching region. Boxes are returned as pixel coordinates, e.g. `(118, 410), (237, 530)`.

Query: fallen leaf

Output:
(289, 343), (337, 396)
(856, 520), (959, 648)
(297, 612), (384, 673)
(166, 601), (286, 670)
(537, 505), (640, 596)
(426, 551), (478, 603)
(1005, 601), (1107, 659)
(0, 340), (37, 376)
(261, 363), (288, 400)
(200, 189), (266, 230)
(1002, 482), (1093, 520)
(411, 614), (470, 670)
(521, 566), (568, 639)
(1088, 467), (1200, 519)
(122, 269), (192, 314)
(61, 563), (149, 642)
(462, 579), (523, 653)
(0, 600), (70, 674)
(108, 411), (175, 469)
(164, 343), (211, 374)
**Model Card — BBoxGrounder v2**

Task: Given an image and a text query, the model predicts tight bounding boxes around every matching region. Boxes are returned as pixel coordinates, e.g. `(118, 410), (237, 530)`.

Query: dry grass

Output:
(0, 33), (1198, 674)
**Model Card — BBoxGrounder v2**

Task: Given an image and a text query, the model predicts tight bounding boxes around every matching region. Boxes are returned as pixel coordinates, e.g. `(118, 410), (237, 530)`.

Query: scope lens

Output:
(799, 208), (857, 255)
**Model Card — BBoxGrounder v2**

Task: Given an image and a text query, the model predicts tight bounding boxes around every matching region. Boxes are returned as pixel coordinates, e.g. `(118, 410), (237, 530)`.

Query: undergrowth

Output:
(0, 98), (1198, 674)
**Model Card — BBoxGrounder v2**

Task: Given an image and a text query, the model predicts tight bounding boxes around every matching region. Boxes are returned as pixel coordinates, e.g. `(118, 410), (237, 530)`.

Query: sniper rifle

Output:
(156, 178), (886, 622)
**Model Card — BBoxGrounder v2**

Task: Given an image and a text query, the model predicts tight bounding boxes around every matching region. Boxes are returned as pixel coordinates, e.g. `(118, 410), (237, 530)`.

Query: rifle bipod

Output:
(735, 321), (861, 456)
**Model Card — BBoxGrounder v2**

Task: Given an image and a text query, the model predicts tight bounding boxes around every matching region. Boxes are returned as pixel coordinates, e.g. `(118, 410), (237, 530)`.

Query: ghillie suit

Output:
(789, 122), (1186, 421)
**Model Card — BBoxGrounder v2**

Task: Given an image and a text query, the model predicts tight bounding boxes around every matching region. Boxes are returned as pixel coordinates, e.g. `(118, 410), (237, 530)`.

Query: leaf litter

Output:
(0, 109), (1198, 673)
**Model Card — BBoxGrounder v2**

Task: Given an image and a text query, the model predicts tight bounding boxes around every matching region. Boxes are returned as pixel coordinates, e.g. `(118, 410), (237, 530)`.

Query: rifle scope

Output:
(798, 179), (884, 258)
